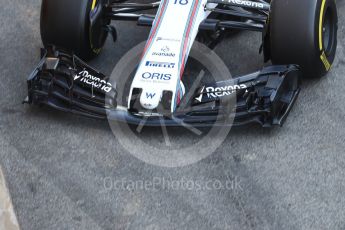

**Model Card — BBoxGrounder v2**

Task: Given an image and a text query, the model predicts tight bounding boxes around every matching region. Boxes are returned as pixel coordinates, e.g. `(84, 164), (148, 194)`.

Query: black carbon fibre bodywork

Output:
(25, 48), (300, 127)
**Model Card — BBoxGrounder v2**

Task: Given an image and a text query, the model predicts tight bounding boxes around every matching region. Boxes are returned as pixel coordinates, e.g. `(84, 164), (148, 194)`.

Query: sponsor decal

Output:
(195, 84), (247, 102)
(161, 46), (170, 52)
(146, 92), (156, 99)
(195, 86), (205, 103)
(152, 46), (176, 57)
(142, 72), (172, 81)
(224, 0), (264, 9)
(146, 61), (176, 69)
(156, 37), (181, 42)
(74, 70), (112, 93)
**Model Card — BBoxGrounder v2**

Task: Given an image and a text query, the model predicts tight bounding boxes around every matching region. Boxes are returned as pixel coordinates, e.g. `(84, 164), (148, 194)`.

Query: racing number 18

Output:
(174, 0), (188, 5)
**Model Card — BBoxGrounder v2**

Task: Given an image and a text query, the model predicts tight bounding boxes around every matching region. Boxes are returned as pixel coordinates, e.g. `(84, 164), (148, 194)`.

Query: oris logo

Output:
(142, 72), (172, 81)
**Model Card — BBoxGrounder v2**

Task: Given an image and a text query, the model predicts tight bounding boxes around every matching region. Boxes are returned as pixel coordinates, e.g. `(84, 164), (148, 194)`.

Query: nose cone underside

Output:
(140, 89), (162, 110)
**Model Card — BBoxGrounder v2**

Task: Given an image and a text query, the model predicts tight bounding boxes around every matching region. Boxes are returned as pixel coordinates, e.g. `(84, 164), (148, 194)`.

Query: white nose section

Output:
(140, 90), (162, 110)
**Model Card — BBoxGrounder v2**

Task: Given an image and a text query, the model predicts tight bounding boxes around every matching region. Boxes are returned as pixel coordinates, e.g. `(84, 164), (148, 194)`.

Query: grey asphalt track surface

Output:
(1, 0), (345, 229)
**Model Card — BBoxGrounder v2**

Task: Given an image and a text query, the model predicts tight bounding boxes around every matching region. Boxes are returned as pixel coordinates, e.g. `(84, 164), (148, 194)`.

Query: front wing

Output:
(25, 48), (300, 127)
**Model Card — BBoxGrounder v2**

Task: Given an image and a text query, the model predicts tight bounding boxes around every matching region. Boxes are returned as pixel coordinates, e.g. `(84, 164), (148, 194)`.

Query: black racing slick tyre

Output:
(269, 0), (338, 78)
(40, 0), (109, 60)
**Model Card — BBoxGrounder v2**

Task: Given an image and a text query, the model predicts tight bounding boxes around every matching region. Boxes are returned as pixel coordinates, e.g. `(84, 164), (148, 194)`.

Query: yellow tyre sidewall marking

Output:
(90, 0), (102, 54)
(91, 0), (97, 10)
(321, 51), (331, 70)
(319, 0), (332, 71)
(319, 0), (327, 50)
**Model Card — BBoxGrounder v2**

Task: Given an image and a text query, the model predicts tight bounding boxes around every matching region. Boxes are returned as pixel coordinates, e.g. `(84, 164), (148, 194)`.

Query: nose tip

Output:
(140, 90), (161, 110)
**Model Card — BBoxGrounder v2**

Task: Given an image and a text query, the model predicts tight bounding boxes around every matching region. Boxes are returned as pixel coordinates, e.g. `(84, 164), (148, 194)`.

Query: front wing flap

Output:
(189, 65), (300, 127)
(25, 48), (117, 119)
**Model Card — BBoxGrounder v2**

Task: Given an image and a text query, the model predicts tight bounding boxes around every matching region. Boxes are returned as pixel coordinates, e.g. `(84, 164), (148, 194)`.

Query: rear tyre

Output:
(269, 0), (338, 78)
(40, 0), (109, 60)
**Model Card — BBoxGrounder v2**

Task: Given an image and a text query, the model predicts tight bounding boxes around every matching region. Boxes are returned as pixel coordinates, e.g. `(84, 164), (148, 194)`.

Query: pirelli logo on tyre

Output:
(320, 51), (331, 71)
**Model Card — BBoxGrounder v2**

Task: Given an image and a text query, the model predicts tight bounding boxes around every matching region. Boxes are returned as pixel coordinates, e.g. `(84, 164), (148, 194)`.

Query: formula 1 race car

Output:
(25, 0), (338, 127)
